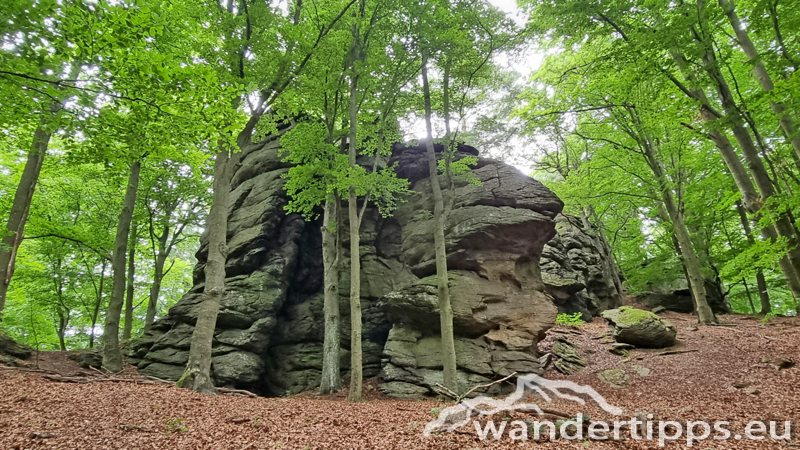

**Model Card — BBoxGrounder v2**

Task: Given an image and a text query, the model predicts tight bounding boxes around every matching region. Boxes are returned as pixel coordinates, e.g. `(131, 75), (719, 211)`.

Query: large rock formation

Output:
(135, 137), (570, 397)
(540, 215), (623, 319)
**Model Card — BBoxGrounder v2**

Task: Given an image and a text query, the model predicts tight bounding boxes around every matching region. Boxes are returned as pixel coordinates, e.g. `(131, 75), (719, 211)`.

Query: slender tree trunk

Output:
(319, 197), (342, 394)
(718, 0), (800, 160)
(768, 1), (798, 74)
(123, 222), (137, 340)
(55, 274), (68, 351)
(346, 33), (364, 402)
(0, 125), (50, 320)
(57, 310), (68, 351)
(103, 160), (142, 372)
(421, 54), (459, 393)
(443, 53), (452, 139)
(178, 149), (231, 394)
(90, 261), (107, 349)
(0, 63), (78, 320)
(736, 201), (772, 314)
(669, 47), (800, 298)
(144, 229), (169, 332)
(668, 50), (758, 208)
(635, 109), (716, 324)
(694, 2), (800, 288)
(588, 207), (625, 302)
(742, 279), (756, 314)
(658, 205), (698, 311)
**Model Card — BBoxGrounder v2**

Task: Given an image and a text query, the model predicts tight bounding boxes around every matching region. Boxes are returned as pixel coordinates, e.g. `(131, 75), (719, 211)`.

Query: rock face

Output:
(636, 278), (730, 314)
(136, 137), (567, 397)
(0, 333), (33, 366)
(601, 307), (677, 348)
(540, 215), (622, 319)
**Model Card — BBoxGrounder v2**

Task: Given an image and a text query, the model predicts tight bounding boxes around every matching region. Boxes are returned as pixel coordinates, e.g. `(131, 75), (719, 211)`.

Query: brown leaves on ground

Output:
(0, 312), (798, 449)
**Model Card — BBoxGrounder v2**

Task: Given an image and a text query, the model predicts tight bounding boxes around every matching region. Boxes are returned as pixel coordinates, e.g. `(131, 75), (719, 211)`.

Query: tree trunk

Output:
(103, 160), (142, 372)
(346, 35), (363, 402)
(658, 205), (698, 312)
(0, 63), (78, 320)
(718, 0), (800, 160)
(144, 226), (169, 332)
(735, 201), (772, 314)
(57, 309), (68, 352)
(694, 2), (800, 290)
(768, 1), (798, 74)
(54, 272), (69, 351)
(123, 222), (137, 340)
(635, 109), (716, 324)
(742, 279), (756, 314)
(178, 149), (231, 394)
(90, 261), (107, 349)
(0, 125), (50, 320)
(319, 197), (342, 394)
(421, 54), (459, 393)
(669, 47), (800, 298)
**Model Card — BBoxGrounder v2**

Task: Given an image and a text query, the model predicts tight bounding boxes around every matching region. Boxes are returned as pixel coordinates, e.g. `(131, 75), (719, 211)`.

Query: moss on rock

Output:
(601, 307), (676, 348)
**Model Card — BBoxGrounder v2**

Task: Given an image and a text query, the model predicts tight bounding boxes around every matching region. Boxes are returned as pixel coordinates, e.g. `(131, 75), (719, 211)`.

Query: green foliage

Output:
(162, 416), (187, 434)
(556, 312), (585, 326)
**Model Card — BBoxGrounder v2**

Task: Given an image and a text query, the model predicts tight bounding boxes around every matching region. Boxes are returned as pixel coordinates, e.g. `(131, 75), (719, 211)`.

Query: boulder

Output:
(551, 336), (587, 375)
(0, 333), (33, 359)
(68, 348), (103, 369)
(598, 369), (630, 389)
(601, 307), (677, 348)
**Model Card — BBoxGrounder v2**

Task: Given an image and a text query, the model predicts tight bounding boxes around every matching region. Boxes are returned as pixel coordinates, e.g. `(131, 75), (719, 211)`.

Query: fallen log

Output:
(656, 349), (698, 356)
(217, 387), (258, 398)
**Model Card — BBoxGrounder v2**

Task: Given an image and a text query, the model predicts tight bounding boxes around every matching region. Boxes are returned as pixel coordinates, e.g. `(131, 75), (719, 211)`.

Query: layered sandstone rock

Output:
(541, 215), (623, 319)
(135, 137), (573, 397)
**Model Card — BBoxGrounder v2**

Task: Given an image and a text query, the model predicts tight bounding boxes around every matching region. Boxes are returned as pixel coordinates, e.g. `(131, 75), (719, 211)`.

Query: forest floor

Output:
(1, 312), (799, 449)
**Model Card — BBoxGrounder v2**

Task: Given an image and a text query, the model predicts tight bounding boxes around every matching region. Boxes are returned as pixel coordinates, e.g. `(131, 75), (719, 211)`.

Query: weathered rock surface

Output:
(551, 336), (587, 375)
(68, 348), (103, 369)
(0, 333), (33, 366)
(541, 215), (622, 320)
(0, 333), (32, 359)
(602, 307), (677, 348)
(636, 277), (730, 314)
(136, 136), (569, 397)
(598, 368), (630, 388)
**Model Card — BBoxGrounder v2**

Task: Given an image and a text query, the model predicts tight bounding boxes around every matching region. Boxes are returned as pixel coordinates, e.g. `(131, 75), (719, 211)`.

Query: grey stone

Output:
(602, 307), (677, 348)
(212, 351), (263, 386)
(598, 369), (630, 389)
(67, 348), (102, 369)
(552, 337), (587, 375)
(139, 362), (185, 381)
(137, 138), (576, 398)
(0, 333), (33, 360)
(378, 381), (430, 399)
(609, 343), (636, 356)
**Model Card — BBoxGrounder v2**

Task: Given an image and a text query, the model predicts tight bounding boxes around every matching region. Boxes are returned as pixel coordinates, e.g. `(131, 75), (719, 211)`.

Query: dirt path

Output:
(0, 313), (798, 449)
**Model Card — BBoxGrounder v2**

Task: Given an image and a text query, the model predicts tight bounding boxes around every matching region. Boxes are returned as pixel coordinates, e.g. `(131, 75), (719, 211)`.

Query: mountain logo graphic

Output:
(423, 374), (622, 436)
